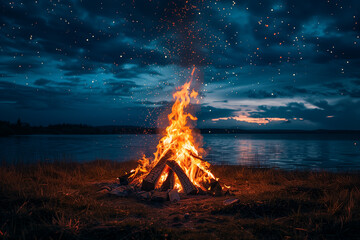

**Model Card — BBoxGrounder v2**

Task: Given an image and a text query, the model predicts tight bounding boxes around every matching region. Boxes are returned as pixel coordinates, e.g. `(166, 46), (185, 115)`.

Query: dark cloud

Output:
(324, 82), (345, 89)
(0, 80), (94, 110)
(34, 78), (81, 87)
(253, 102), (313, 119)
(245, 89), (290, 99)
(283, 86), (309, 94)
(352, 79), (360, 86)
(136, 100), (171, 106)
(57, 81), (81, 87)
(105, 80), (139, 96)
(58, 60), (98, 76)
(0, 81), (69, 109)
(0, 0), (360, 129)
(34, 78), (52, 86)
(0, 73), (12, 78)
(339, 89), (360, 98)
(249, 100), (360, 129)
(111, 66), (162, 80)
(0, 59), (42, 74)
(197, 105), (237, 122)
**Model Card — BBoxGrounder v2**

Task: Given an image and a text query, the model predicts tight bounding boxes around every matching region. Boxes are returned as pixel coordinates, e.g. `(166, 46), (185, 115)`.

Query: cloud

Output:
(352, 79), (360, 86)
(105, 80), (139, 96)
(250, 100), (360, 129)
(34, 78), (81, 87)
(323, 82), (345, 89)
(34, 78), (52, 86)
(196, 105), (237, 122)
(58, 60), (98, 76)
(0, 58), (42, 74)
(0, 0), (360, 129)
(0, 73), (12, 78)
(0, 80), (89, 110)
(212, 115), (288, 125)
(245, 89), (290, 99)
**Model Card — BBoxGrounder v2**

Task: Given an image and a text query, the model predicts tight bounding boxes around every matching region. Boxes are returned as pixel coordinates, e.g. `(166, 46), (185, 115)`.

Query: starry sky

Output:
(1, 0), (360, 130)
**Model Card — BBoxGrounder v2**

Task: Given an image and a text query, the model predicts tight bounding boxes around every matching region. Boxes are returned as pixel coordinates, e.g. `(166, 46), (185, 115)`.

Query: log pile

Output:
(140, 150), (199, 195)
(115, 150), (224, 199)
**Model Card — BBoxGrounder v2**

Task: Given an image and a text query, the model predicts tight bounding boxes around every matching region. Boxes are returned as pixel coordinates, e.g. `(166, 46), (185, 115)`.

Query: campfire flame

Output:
(131, 68), (217, 192)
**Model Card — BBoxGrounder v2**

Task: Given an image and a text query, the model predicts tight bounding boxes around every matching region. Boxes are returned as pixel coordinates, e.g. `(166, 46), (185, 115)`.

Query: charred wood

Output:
(166, 160), (198, 195)
(141, 150), (173, 191)
(160, 168), (175, 191)
(118, 172), (135, 185)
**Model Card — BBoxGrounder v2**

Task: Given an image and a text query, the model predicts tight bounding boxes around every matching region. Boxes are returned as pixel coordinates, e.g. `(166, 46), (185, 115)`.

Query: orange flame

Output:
(131, 67), (217, 192)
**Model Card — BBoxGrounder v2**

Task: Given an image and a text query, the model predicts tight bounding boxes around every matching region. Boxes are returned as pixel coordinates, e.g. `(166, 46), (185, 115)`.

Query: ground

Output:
(1, 160), (360, 239)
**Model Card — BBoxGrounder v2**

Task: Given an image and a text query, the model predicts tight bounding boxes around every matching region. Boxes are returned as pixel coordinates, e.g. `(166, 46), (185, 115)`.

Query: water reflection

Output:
(1, 134), (360, 171)
(203, 134), (360, 171)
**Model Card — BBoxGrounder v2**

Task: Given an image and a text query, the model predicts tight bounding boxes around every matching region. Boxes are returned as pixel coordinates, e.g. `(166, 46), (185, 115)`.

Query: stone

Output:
(98, 188), (110, 194)
(97, 186), (111, 194)
(223, 198), (239, 206)
(151, 191), (168, 202)
(168, 189), (180, 202)
(109, 186), (129, 197)
(137, 191), (151, 200)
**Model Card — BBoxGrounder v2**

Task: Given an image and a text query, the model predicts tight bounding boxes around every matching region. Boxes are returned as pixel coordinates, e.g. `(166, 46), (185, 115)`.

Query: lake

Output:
(1, 134), (360, 171)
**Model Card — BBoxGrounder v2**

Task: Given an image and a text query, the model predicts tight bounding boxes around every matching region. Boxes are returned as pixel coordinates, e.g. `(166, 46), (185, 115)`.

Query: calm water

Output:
(1, 134), (360, 171)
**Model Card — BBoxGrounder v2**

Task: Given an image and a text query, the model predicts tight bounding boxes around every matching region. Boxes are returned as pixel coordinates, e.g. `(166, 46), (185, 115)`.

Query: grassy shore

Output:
(0, 160), (359, 239)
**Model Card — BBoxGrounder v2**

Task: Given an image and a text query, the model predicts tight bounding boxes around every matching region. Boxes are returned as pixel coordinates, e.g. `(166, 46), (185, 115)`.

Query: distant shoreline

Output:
(1, 120), (360, 136)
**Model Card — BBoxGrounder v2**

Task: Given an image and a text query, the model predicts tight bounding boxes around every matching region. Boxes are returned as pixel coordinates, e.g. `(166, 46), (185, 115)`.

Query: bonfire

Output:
(127, 68), (220, 196)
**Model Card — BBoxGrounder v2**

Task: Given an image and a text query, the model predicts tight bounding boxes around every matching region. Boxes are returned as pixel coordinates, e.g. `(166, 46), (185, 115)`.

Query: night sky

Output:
(1, 0), (360, 130)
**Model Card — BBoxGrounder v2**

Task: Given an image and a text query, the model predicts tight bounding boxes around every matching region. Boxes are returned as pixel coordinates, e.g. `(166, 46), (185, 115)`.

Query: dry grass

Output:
(0, 161), (360, 239)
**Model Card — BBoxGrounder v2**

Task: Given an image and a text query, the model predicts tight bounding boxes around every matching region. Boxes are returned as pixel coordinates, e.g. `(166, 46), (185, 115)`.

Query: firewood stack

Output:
(140, 149), (200, 195)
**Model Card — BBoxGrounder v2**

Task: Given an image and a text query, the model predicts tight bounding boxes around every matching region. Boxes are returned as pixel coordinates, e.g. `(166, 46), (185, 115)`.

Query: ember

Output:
(130, 67), (219, 195)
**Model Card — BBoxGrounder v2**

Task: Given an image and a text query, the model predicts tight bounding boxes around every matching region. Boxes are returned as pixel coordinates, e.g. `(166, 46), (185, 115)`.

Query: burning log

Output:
(166, 160), (198, 195)
(141, 150), (173, 191)
(118, 172), (135, 186)
(207, 179), (222, 196)
(160, 168), (175, 191)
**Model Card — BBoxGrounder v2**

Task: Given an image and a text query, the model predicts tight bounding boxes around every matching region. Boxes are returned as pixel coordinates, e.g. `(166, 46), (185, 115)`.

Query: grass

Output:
(0, 160), (359, 239)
